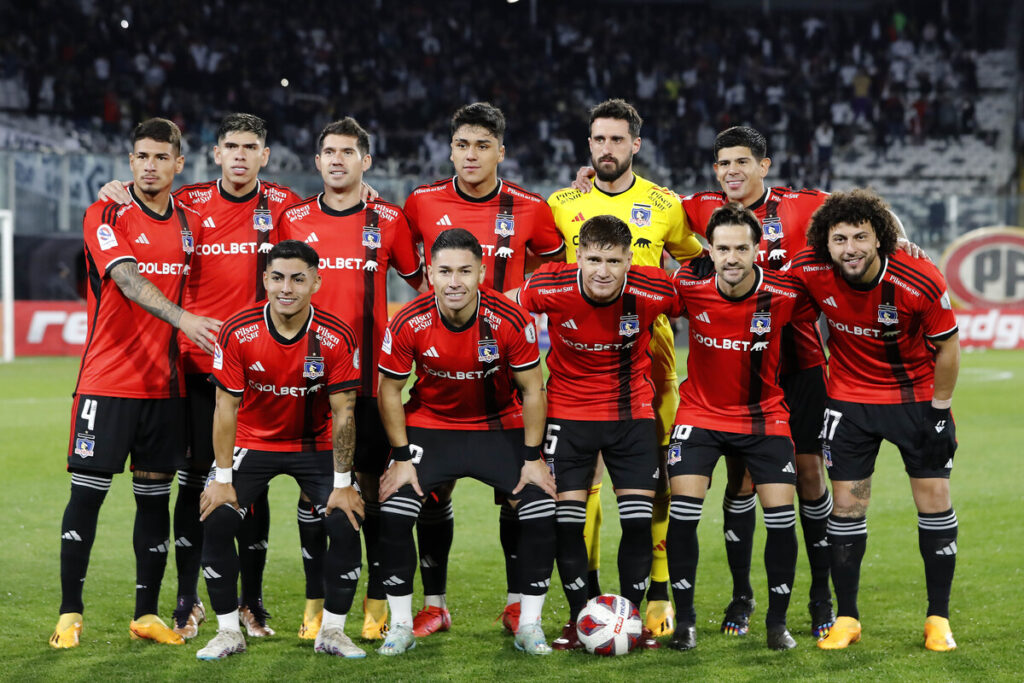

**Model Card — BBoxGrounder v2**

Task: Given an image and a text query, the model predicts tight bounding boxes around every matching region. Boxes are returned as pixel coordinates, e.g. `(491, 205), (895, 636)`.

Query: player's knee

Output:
(203, 505), (244, 542)
(514, 485), (556, 521)
(323, 510), (362, 544)
(428, 480), (456, 501)
(133, 469), (174, 482)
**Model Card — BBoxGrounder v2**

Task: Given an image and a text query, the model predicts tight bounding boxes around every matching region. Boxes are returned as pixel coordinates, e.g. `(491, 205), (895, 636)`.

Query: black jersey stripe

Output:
(483, 293), (531, 328)
(888, 261), (944, 299)
(616, 292), (638, 421)
(302, 330), (324, 451)
(502, 180), (547, 203)
(626, 273), (677, 297)
(253, 191), (272, 301)
(218, 308), (265, 342)
(526, 272), (578, 287)
(745, 290), (774, 435)
(391, 296), (436, 330)
(359, 208), (380, 395)
(165, 206), (195, 398)
(491, 192), (515, 292)
(880, 280), (917, 402)
(73, 251), (107, 394)
(477, 315), (503, 431)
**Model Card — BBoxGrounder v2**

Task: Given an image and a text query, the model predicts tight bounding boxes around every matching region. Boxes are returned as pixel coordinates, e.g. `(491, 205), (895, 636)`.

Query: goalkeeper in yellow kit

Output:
(547, 99), (703, 639)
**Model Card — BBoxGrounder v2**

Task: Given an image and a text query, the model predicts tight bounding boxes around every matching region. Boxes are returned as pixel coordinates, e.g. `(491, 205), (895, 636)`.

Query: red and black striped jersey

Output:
(174, 179), (302, 374)
(212, 303), (359, 451)
(404, 177), (565, 291)
(75, 194), (199, 399)
(518, 262), (679, 421)
(671, 263), (816, 436)
(681, 186), (828, 372)
(785, 248), (958, 404)
(378, 288), (540, 431)
(277, 195), (422, 397)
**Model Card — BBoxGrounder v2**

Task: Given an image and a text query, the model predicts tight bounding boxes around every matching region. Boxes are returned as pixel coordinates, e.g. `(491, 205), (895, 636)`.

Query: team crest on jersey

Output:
(74, 434), (95, 458)
(762, 217), (783, 242)
(877, 304), (899, 326)
(667, 442), (682, 466)
(478, 339), (500, 363)
(494, 213), (515, 237)
(619, 314), (640, 337)
(750, 312), (772, 335)
(180, 229), (195, 254)
(303, 356), (325, 379)
(253, 209), (273, 232)
(362, 227), (381, 249)
(630, 203), (652, 228)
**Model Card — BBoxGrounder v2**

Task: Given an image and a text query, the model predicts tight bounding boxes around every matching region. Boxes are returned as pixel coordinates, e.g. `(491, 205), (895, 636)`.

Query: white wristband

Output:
(931, 397), (952, 410)
(335, 471), (352, 488)
(214, 467), (233, 484)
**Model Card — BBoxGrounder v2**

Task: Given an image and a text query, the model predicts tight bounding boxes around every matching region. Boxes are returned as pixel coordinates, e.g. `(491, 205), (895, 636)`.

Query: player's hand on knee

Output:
(179, 312), (222, 354)
(379, 460), (422, 501)
(200, 482), (239, 521)
(326, 486), (365, 531)
(921, 404), (957, 468)
(572, 166), (596, 193)
(98, 180), (133, 204)
(514, 459), (556, 498)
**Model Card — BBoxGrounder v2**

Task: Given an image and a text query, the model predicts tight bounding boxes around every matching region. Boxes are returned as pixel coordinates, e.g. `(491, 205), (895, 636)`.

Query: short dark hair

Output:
(217, 113), (267, 144)
(706, 202), (762, 245)
(430, 228), (483, 260)
(589, 99), (643, 138)
(578, 215), (633, 251)
(267, 239), (319, 270)
(317, 117), (371, 157)
(132, 118), (182, 156)
(450, 102), (506, 141)
(806, 189), (901, 260)
(714, 126), (767, 161)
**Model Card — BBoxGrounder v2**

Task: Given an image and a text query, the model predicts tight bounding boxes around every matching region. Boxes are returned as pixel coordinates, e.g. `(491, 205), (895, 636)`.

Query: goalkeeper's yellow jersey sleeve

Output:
(547, 173), (702, 266)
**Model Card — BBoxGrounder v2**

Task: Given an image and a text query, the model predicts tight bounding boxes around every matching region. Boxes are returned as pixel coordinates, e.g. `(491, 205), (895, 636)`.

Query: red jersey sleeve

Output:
(389, 208), (423, 279)
(526, 202), (566, 256)
(504, 315), (541, 370)
(316, 316), (362, 394)
(516, 262), (558, 313)
(84, 201), (137, 276)
(403, 192), (424, 246)
(378, 317), (415, 379)
(212, 329), (245, 396)
(918, 268), (958, 340)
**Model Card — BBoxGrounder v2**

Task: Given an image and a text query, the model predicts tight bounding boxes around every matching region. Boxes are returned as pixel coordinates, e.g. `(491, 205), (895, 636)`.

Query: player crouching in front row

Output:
(196, 240), (366, 660)
(376, 228), (557, 656)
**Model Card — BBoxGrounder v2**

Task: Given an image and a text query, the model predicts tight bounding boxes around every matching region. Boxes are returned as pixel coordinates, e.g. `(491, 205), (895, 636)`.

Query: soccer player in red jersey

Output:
(403, 103), (565, 635)
(516, 215), (679, 651)
(785, 190), (961, 652)
(278, 117), (422, 639)
(196, 239), (365, 661)
(51, 119), (221, 649)
(99, 113), (305, 640)
(666, 203), (817, 652)
(375, 229), (557, 656)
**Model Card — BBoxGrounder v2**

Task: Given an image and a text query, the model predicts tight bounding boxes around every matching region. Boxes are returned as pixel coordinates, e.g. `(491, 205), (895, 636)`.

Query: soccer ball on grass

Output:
(576, 594), (642, 656)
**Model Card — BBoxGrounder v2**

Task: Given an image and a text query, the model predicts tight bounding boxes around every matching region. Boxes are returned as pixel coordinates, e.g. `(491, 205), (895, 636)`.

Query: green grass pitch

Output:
(1, 349), (1021, 681)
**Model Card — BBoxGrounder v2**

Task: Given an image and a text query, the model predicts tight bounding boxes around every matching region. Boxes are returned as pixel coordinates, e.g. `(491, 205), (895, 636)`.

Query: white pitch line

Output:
(960, 368), (1014, 382)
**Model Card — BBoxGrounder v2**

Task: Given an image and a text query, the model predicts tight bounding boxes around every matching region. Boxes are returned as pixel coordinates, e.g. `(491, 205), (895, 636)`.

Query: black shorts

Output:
(67, 394), (187, 474)
(185, 373), (215, 472)
(405, 427), (524, 498)
(354, 397), (392, 477)
(224, 448), (335, 512)
(821, 399), (954, 481)
(545, 418), (660, 493)
(780, 364), (828, 454)
(667, 425), (797, 486)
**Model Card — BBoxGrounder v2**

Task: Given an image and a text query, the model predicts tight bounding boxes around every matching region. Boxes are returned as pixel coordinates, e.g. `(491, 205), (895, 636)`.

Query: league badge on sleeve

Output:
(618, 314), (640, 337)
(478, 339), (500, 363)
(524, 322), (537, 344)
(362, 226), (382, 249)
(494, 213), (515, 237)
(73, 434), (95, 458)
(667, 442), (682, 466)
(213, 343), (224, 370)
(877, 304), (899, 326)
(382, 328), (393, 354)
(750, 311), (772, 335)
(97, 224), (118, 251)
(253, 209), (273, 232)
(630, 203), (652, 228)
(303, 356), (325, 379)
(762, 217), (784, 242)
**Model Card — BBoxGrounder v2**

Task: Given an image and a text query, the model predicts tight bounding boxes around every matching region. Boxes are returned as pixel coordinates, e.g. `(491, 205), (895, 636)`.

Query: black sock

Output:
(588, 569), (602, 598)
(616, 495), (654, 609)
(555, 500), (588, 621)
(172, 471), (204, 604)
(379, 491), (422, 599)
(238, 488), (270, 606)
(667, 495), (703, 624)
(827, 514), (867, 620)
(59, 473), (111, 614)
(201, 505), (244, 616)
(918, 508), (958, 618)
(723, 492), (756, 599)
(647, 581), (670, 602)
(363, 500), (385, 601)
(416, 497), (453, 597)
(323, 508), (363, 616)
(133, 477), (172, 619)
(799, 491), (833, 603)
(763, 505), (797, 627)
(297, 498), (326, 600)
(515, 488), (556, 599)
(499, 500), (520, 595)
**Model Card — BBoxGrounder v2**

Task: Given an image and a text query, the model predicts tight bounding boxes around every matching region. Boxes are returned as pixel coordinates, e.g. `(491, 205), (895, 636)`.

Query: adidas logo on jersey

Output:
(672, 578), (692, 590)
(945, 458), (954, 469)
(936, 541), (958, 556)
(770, 583), (792, 595)
(436, 215), (453, 226)
(561, 319), (578, 330)
(571, 212), (585, 222)
(306, 232), (319, 243)
(134, 233), (150, 245)
(61, 530), (82, 542)
(823, 296), (838, 308)
(202, 217), (216, 229)
(695, 311), (710, 323)
(781, 462), (796, 474)
(249, 361), (266, 372)
(423, 346), (440, 358)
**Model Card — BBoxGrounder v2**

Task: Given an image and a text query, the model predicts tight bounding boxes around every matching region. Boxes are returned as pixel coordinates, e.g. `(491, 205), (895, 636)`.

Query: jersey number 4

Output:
(80, 398), (98, 431)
